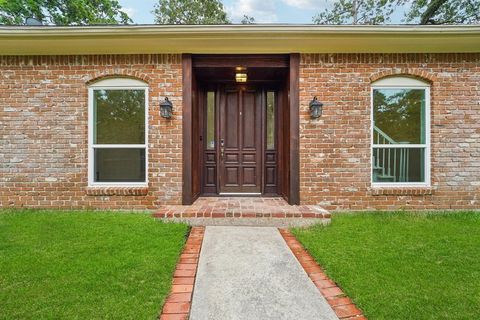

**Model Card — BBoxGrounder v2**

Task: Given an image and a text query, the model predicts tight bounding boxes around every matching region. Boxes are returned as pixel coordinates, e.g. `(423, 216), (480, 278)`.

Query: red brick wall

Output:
(299, 53), (480, 210)
(1, 54), (183, 209)
(1, 53), (479, 211)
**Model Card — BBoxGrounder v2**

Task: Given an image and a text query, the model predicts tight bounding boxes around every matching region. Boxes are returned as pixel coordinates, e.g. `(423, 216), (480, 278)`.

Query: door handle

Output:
(220, 139), (225, 160)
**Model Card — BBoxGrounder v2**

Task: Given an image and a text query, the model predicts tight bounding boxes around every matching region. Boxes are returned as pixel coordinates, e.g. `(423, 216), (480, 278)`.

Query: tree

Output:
(313, 0), (480, 25)
(241, 15), (255, 24)
(404, 0), (480, 24)
(0, 0), (132, 25)
(373, 89), (424, 144)
(95, 89), (145, 144)
(313, 0), (398, 25)
(153, 0), (229, 24)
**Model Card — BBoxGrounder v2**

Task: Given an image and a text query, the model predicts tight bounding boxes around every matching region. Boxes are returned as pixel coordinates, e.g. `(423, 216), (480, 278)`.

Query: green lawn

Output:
(292, 212), (480, 320)
(0, 210), (189, 320)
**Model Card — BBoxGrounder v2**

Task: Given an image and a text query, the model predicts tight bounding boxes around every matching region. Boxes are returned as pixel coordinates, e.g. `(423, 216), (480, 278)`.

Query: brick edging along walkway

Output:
(279, 229), (367, 320)
(159, 227), (205, 320)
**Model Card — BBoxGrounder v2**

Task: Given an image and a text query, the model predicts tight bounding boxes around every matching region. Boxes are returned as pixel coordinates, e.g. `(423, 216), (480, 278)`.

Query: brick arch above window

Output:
(371, 76), (430, 87)
(369, 69), (436, 84)
(86, 72), (152, 86)
(88, 77), (148, 88)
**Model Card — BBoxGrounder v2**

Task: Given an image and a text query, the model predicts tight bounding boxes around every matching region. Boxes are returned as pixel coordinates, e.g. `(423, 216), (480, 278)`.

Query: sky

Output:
(118, 0), (408, 24)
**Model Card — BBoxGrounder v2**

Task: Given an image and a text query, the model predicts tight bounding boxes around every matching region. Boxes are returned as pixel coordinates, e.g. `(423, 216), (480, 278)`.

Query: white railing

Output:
(373, 126), (410, 182)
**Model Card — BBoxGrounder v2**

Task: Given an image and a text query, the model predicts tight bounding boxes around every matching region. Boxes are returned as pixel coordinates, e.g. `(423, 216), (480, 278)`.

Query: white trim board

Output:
(88, 78), (149, 187)
(370, 77), (431, 188)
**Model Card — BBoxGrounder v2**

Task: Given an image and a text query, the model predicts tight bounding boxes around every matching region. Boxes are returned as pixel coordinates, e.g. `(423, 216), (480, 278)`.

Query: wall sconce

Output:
(309, 96), (323, 119)
(160, 97), (173, 119)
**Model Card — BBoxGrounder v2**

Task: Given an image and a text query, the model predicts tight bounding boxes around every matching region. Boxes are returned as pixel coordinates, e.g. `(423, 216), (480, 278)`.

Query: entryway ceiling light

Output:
(235, 66), (246, 72)
(235, 73), (247, 83)
(235, 66), (247, 83)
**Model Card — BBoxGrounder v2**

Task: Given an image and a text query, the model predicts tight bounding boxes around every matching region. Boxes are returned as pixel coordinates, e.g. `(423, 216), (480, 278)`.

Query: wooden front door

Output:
(219, 86), (262, 194)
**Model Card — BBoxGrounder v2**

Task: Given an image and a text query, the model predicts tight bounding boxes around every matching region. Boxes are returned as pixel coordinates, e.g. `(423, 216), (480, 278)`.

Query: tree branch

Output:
(420, 0), (448, 24)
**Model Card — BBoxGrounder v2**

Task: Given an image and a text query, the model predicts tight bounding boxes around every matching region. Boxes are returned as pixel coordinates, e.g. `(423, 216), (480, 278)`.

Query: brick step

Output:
(153, 197), (332, 226)
(153, 211), (330, 219)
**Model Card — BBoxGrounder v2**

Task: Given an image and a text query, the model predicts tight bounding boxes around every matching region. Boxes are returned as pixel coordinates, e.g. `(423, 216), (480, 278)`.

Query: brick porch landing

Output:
(153, 197), (331, 220)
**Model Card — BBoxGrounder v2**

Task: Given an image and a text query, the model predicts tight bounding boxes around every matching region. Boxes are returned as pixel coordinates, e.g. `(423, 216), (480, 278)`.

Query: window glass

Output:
(373, 89), (425, 144)
(266, 91), (275, 150)
(94, 148), (145, 182)
(93, 89), (145, 144)
(372, 147), (424, 183)
(206, 91), (215, 150)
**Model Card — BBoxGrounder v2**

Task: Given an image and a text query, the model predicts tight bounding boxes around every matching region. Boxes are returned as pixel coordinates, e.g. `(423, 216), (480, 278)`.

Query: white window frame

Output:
(371, 76), (431, 188)
(88, 78), (149, 187)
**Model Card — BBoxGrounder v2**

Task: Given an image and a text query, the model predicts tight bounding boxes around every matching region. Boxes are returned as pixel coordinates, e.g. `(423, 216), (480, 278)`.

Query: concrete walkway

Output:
(190, 226), (339, 320)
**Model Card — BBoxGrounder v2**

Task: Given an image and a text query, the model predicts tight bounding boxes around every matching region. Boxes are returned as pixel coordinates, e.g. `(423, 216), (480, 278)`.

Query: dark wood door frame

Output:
(182, 53), (300, 205)
(288, 53), (300, 205)
(182, 53), (195, 205)
(193, 54), (289, 68)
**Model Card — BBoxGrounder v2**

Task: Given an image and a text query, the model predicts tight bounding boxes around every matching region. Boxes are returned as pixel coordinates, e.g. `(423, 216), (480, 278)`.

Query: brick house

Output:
(1, 25), (479, 211)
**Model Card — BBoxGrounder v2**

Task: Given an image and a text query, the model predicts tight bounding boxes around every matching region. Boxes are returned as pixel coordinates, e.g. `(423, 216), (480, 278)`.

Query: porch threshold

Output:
(153, 197), (331, 227)
(218, 193), (262, 196)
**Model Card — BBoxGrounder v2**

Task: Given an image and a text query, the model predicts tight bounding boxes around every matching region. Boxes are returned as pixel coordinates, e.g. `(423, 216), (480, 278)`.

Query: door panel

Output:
(225, 91), (239, 149)
(242, 167), (256, 185)
(219, 86), (262, 193)
(242, 91), (256, 149)
(226, 167), (239, 186)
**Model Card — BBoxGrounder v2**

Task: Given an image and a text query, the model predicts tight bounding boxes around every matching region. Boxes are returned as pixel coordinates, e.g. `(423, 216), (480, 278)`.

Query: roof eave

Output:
(1, 24), (479, 55)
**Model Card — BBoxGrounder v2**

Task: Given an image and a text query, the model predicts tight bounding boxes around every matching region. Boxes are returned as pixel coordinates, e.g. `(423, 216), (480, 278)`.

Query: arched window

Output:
(88, 78), (148, 186)
(371, 76), (430, 186)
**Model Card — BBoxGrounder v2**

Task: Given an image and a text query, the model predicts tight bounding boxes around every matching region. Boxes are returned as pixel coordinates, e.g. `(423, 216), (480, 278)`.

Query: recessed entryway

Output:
(182, 54), (300, 205)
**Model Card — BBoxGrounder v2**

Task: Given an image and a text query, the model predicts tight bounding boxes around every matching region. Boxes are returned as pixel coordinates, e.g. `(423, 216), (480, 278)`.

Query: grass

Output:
(0, 210), (189, 320)
(292, 211), (480, 320)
